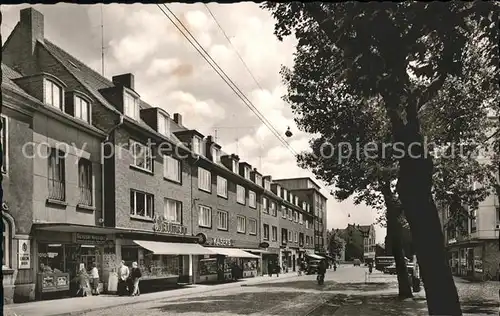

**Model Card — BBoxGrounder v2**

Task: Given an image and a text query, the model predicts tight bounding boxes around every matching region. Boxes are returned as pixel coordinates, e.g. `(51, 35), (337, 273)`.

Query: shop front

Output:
(256, 247), (280, 275)
(195, 234), (260, 283)
(33, 225), (116, 300)
(447, 240), (484, 281)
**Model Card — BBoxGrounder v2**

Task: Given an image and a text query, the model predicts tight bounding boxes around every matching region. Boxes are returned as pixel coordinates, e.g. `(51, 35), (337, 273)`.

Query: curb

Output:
(46, 273), (300, 316)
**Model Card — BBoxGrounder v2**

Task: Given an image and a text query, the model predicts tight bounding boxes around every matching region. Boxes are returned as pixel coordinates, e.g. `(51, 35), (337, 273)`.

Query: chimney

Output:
(206, 135), (214, 144)
(173, 113), (182, 126)
(112, 73), (135, 90)
(20, 8), (45, 48)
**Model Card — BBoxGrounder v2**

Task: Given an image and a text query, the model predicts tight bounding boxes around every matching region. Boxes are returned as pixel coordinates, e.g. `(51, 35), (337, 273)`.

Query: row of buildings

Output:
(1, 8), (328, 304)
(334, 224), (377, 263)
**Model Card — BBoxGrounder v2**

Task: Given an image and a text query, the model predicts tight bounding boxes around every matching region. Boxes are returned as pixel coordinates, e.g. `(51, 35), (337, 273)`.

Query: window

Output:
(272, 226), (278, 241)
(48, 148), (65, 201)
(163, 155), (181, 183)
(249, 191), (256, 208)
(271, 202), (277, 217)
(130, 190), (154, 218)
(192, 136), (202, 155)
(249, 218), (257, 235)
(302, 202), (307, 210)
(299, 213), (303, 224)
(211, 147), (221, 163)
(164, 198), (182, 224)
(157, 113), (169, 136)
(306, 236), (310, 245)
(262, 197), (269, 213)
(264, 179), (270, 191)
(281, 206), (286, 218)
(294, 211), (299, 222)
(130, 140), (153, 172)
(470, 209), (477, 233)
(217, 176), (227, 198)
(1, 115), (7, 174)
(78, 158), (93, 206)
(255, 174), (262, 186)
(288, 208), (293, 220)
(282, 229), (287, 244)
(217, 210), (228, 231)
(232, 160), (238, 173)
(237, 216), (246, 233)
(295, 232), (298, 243)
(198, 205), (212, 228)
(263, 224), (270, 240)
(282, 188), (287, 199)
(74, 96), (90, 123)
(44, 79), (62, 110)
(237, 185), (245, 204)
(288, 231), (293, 242)
(198, 167), (211, 192)
(295, 196), (299, 206)
(305, 220), (309, 229)
(3, 218), (10, 268)
(124, 92), (139, 120)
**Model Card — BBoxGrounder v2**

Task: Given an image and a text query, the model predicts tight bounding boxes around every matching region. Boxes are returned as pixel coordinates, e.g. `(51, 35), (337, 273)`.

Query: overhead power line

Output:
(155, 3), (298, 157)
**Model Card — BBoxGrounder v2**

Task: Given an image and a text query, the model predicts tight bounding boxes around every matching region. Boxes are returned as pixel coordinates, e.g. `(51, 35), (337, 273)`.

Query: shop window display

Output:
(123, 247), (180, 279)
(199, 257), (218, 276)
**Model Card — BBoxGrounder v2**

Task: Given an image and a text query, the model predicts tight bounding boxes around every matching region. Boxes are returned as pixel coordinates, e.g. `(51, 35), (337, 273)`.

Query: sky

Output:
(1, 3), (386, 243)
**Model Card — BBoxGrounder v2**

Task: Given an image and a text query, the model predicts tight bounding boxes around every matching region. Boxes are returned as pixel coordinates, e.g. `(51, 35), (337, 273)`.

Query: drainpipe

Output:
(101, 116), (124, 227)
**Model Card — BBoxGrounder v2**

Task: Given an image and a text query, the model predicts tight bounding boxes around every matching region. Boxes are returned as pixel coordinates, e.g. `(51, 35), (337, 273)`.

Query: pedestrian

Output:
(268, 261), (273, 277)
(74, 266), (91, 297)
(117, 260), (130, 296)
(90, 262), (100, 295)
(130, 261), (142, 296)
(276, 263), (281, 277)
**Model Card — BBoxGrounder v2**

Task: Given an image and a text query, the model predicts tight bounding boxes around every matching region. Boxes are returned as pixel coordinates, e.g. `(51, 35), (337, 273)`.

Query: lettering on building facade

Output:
(73, 233), (107, 245)
(152, 215), (188, 235)
(210, 237), (234, 247)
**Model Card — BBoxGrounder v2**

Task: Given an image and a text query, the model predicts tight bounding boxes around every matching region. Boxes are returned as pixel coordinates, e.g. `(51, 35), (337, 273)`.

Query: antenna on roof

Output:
(100, 4), (105, 77)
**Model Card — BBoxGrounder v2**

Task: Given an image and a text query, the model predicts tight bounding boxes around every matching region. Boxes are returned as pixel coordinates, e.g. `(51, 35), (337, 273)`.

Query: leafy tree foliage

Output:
(326, 229), (344, 258)
(263, 2), (499, 315)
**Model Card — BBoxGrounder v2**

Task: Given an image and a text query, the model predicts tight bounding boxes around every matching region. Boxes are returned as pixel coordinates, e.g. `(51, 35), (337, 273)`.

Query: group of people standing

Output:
(117, 260), (142, 296)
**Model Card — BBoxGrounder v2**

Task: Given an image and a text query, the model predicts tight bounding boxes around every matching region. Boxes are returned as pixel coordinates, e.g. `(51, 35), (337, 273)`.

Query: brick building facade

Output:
(1, 7), (329, 304)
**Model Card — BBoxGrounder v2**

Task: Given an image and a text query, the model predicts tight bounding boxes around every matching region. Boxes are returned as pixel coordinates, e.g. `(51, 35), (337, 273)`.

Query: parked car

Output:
(384, 262), (414, 275)
(353, 259), (361, 266)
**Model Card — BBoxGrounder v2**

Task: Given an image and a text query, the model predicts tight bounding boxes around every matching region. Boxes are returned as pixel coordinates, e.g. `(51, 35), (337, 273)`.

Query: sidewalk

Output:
(4, 272), (300, 316)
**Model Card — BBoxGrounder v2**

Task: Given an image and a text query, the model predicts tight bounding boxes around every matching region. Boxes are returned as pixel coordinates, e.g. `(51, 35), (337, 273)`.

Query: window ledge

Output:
(217, 194), (228, 200)
(163, 177), (182, 185)
(46, 199), (68, 207)
(130, 165), (154, 175)
(237, 231), (246, 234)
(217, 228), (228, 232)
(198, 188), (212, 194)
(76, 204), (95, 212)
(130, 215), (154, 222)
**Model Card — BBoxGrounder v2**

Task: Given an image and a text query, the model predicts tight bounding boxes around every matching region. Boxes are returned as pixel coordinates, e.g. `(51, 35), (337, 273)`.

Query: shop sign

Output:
(152, 215), (187, 235)
(259, 242), (269, 248)
(18, 239), (31, 269)
(196, 233), (207, 245)
(73, 233), (107, 245)
(210, 237), (233, 247)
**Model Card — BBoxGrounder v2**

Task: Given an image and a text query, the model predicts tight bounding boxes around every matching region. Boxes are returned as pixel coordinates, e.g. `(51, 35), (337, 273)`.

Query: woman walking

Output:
(90, 262), (100, 295)
(130, 261), (142, 296)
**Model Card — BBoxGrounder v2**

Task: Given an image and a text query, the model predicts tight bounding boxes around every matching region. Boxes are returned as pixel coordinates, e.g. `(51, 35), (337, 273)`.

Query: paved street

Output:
(5, 266), (499, 316)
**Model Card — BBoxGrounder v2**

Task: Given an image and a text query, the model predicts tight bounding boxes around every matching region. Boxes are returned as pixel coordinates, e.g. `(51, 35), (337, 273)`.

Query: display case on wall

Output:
(37, 272), (70, 297)
(140, 254), (179, 280)
(199, 258), (218, 276)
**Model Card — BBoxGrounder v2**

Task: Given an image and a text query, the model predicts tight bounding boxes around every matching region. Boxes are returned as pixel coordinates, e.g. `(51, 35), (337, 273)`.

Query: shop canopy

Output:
(133, 240), (216, 255)
(209, 247), (260, 258)
(306, 253), (325, 260)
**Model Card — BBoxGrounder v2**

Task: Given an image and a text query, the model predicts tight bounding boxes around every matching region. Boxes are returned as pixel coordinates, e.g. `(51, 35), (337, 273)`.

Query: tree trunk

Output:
(381, 183), (413, 299)
(398, 155), (462, 315)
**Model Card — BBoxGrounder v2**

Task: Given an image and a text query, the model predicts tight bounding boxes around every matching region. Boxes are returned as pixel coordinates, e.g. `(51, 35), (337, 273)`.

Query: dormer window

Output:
(255, 174), (262, 186)
(158, 113), (170, 136)
(211, 146), (221, 163)
(124, 92), (139, 120)
(192, 136), (202, 155)
(44, 79), (63, 110)
(74, 96), (90, 123)
(244, 167), (250, 180)
(232, 160), (239, 173)
(264, 179), (270, 191)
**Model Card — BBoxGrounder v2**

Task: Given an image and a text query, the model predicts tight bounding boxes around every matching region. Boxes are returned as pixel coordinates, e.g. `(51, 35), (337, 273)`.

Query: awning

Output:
(133, 240), (216, 255)
(241, 249), (272, 254)
(306, 253), (325, 260)
(209, 247), (260, 258)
